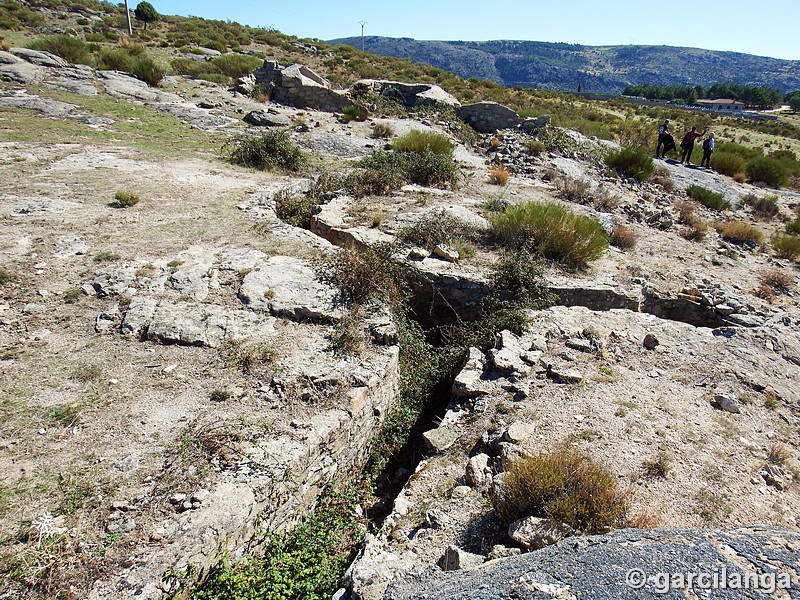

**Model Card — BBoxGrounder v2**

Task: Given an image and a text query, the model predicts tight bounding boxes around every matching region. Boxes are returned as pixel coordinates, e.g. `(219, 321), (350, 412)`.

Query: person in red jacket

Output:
(679, 126), (708, 165)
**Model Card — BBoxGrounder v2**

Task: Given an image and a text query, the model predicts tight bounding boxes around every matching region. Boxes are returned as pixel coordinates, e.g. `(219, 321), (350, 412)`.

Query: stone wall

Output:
(251, 60), (351, 112)
(102, 345), (400, 600)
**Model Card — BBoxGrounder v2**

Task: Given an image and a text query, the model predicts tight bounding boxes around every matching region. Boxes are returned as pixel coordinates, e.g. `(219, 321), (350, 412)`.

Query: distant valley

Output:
(330, 36), (800, 94)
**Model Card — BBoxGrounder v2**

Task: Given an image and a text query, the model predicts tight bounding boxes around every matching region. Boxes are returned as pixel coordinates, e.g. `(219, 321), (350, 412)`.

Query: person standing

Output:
(656, 119), (671, 158)
(700, 132), (715, 168)
(679, 126), (708, 165)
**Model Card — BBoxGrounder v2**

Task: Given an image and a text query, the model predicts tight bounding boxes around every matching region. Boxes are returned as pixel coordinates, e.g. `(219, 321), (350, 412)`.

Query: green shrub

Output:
(490, 201), (609, 269)
(28, 34), (91, 64)
(132, 55), (165, 87)
(341, 104), (367, 123)
(524, 139), (546, 155)
(771, 234), (800, 261)
(197, 73), (230, 84)
(353, 150), (459, 192)
(341, 167), (403, 198)
(208, 53), (261, 78)
(112, 191), (140, 207)
(274, 190), (315, 228)
(209, 389), (231, 402)
(223, 131), (307, 172)
(392, 129), (454, 155)
(0, 267), (12, 285)
(489, 247), (555, 310)
(319, 242), (408, 307)
(96, 47), (134, 71)
(746, 157), (788, 188)
(787, 218), (800, 235)
(710, 151), (746, 177)
(605, 146), (654, 182)
(687, 185), (730, 211)
(192, 484), (366, 600)
(492, 447), (628, 533)
(715, 141), (761, 161)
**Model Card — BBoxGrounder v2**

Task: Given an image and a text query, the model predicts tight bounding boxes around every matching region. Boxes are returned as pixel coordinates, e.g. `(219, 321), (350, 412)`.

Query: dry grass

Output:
(717, 220), (764, 245)
(555, 176), (592, 202)
(626, 509), (662, 529)
(488, 165), (511, 185)
(641, 452), (671, 479)
(610, 225), (638, 250)
(492, 446), (628, 533)
(766, 443), (792, 465)
(652, 175), (675, 192)
(679, 222), (708, 242)
(733, 172), (747, 183)
(370, 122), (394, 139)
(743, 193), (780, 220)
(674, 200), (698, 224)
(760, 268), (795, 293)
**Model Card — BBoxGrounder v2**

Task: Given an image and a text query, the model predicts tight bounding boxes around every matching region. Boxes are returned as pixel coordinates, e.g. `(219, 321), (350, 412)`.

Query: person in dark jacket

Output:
(679, 126), (708, 165)
(700, 132), (715, 168)
(656, 119), (673, 158)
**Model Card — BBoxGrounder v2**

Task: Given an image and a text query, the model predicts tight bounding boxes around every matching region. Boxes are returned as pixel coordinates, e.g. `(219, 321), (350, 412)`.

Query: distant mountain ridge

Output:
(329, 36), (800, 94)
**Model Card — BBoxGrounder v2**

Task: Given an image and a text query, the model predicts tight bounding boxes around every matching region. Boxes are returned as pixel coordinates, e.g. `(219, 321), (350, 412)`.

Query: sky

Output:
(151, 0), (800, 61)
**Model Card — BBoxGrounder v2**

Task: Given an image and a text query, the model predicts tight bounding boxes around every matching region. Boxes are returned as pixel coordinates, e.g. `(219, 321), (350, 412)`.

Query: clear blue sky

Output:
(151, 0), (800, 61)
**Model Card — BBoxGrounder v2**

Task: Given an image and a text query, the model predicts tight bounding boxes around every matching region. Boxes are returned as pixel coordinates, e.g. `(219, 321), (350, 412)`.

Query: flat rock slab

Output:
(238, 255), (343, 322)
(121, 297), (276, 347)
(385, 527), (800, 599)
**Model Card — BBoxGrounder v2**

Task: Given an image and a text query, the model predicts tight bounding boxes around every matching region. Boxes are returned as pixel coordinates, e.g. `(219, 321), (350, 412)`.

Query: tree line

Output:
(622, 83), (800, 110)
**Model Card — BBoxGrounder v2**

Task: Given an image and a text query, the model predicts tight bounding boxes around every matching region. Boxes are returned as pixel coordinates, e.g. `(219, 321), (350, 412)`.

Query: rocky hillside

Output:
(2, 31), (800, 600)
(330, 37), (800, 93)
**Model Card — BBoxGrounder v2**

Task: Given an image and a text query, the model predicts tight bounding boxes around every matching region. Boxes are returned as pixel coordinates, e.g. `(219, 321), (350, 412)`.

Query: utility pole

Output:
(358, 21), (367, 52)
(123, 0), (132, 35)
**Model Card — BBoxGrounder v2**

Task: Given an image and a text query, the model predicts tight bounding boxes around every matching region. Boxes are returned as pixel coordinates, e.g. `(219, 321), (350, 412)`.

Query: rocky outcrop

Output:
(352, 79), (460, 108)
(457, 101), (522, 133)
(385, 527), (800, 599)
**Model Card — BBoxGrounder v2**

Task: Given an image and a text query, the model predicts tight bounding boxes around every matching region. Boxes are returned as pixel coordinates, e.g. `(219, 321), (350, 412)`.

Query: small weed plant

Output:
(642, 453), (671, 479)
(492, 446), (628, 533)
(760, 269), (794, 292)
(112, 191), (141, 207)
(555, 176), (591, 202)
(679, 222), (708, 242)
